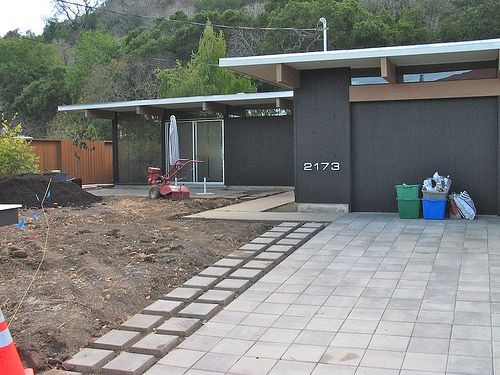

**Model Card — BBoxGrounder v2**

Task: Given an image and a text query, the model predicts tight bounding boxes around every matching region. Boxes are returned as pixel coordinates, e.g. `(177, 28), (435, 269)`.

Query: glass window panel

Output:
(117, 117), (162, 184)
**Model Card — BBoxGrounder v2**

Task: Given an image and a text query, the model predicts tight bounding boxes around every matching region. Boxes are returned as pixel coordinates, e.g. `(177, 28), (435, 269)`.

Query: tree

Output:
(156, 23), (256, 98)
(52, 0), (103, 30)
(0, 115), (39, 175)
(64, 28), (122, 101)
(0, 36), (66, 136)
(439, 0), (500, 41)
(80, 57), (168, 103)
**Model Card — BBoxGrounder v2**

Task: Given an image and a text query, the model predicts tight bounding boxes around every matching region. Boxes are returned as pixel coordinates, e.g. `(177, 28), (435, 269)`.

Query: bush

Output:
(0, 115), (39, 175)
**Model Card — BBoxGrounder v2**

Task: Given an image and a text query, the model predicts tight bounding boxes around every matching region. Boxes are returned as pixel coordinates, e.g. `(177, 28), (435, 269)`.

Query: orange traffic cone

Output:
(0, 308), (34, 375)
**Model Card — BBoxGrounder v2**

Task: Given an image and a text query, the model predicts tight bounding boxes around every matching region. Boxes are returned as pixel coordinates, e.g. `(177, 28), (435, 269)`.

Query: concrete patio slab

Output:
(91, 329), (142, 351)
(171, 214), (500, 374)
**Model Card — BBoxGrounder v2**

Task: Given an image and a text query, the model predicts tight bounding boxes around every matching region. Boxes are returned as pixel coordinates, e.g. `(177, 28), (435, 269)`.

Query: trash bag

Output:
(452, 191), (476, 220)
(422, 172), (452, 193)
(449, 195), (462, 219)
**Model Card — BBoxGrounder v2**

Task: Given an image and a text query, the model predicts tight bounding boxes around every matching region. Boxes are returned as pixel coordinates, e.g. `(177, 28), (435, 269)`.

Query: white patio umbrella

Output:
(169, 115), (180, 165)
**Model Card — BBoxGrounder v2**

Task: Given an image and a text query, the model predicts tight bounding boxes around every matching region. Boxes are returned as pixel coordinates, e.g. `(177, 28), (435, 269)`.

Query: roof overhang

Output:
(219, 38), (500, 88)
(58, 91), (294, 119)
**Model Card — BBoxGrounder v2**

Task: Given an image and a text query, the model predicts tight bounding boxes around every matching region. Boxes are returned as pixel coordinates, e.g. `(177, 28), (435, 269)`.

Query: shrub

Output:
(0, 115), (39, 175)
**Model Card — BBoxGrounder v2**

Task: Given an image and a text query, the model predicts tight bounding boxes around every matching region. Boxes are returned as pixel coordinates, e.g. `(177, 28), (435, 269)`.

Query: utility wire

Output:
(56, 0), (319, 32)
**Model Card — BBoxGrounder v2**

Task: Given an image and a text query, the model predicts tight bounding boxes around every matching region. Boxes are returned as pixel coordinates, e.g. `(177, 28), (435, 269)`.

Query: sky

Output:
(0, 0), (55, 36)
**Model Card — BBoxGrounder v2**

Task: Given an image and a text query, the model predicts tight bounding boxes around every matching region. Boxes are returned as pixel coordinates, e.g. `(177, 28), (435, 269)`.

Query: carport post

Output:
(161, 110), (167, 174)
(112, 113), (119, 184)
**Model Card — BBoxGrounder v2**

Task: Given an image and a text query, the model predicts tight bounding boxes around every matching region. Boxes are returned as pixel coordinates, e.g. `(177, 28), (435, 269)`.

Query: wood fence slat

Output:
(31, 139), (113, 184)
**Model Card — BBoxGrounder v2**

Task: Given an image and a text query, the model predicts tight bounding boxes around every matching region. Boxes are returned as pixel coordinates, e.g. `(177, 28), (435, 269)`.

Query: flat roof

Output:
(58, 91), (293, 113)
(219, 38), (500, 86)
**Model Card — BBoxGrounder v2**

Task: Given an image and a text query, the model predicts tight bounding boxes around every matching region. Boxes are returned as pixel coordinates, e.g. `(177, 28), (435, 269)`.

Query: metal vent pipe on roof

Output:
(319, 17), (328, 52)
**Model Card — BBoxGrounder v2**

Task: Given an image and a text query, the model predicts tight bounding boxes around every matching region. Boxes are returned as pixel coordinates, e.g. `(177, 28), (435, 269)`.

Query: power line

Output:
(56, 0), (319, 32)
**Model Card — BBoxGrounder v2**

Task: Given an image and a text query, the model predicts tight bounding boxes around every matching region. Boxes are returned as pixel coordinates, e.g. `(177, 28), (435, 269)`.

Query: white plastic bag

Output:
(453, 191), (476, 220)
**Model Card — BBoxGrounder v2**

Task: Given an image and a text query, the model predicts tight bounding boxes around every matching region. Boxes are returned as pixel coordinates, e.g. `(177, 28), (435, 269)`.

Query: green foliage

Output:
(0, 36), (64, 111)
(0, 115), (39, 175)
(156, 23), (256, 97)
(48, 112), (111, 141)
(12, 67), (69, 137)
(195, 0), (246, 12)
(65, 29), (122, 101)
(0, 36), (67, 137)
(80, 57), (165, 103)
(439, 0), (500, 41)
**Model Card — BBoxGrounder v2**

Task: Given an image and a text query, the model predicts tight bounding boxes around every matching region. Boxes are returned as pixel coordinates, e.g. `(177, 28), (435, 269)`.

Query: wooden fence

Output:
(31, 139), (113, 185)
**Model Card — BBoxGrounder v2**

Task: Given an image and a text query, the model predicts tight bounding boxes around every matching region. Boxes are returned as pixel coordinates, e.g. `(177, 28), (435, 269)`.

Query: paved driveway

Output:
(152, 214), (500, 375)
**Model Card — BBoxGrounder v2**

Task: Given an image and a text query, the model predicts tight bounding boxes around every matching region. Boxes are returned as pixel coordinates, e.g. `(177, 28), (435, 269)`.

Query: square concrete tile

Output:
(258, 327), (301, 344)
(320, 347), (365, 366)
(447, 355), (493, 375)
(157, 349), (206, 368)
(101, 352), (155, 375)
(255, 252), (285, 263)
(402, 352), (447, 372)
(213, 258), (245, 268)
(214, 278), (251, 293)
(91, 329), (142, 351)
(183, 276), (219, 290)
(157, 317), (202, 337)
(192, 352), (240, 373)
(228, 356), (277, 375)
(178, 335), (221, 351)
(143, 299), (183, 316)
(63, 348), (115, 373)
(120, 314), (164, 333)
(143, 364), (187, 375)
(199, 266), (233, 279)
(311, 363), (356, 375)
(178, 303), (222, 320)
(266, 244), (295, 253)
(359, 349), (404, 369)
(226, 250), (256, 259)
(282, 344), (327, 362)
(130, 333), (180, 357)
(210, 338), (254, 355)
(251, 237), (276, 245)
(246, 341), (290, 359)
(368, 335), (409, 352)
(268, 360), (315, 375)
(197, 290), (236, 305)
(240, 243), (268, 251)
(330, 333), (372, 349)
(243, 260), (273, 271)
(294, 330), (335, 346)
(408, 337), (449, 354)
(228, 269), (263, 282)
(164, 287), (203, 302)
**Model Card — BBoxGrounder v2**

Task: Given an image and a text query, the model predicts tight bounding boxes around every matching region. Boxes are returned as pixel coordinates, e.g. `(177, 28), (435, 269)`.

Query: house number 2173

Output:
(303, 162), (341, 171)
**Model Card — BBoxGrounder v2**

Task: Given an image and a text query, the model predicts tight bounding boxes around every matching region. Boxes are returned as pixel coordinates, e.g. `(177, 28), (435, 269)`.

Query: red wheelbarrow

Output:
(147, 159), (203, 200)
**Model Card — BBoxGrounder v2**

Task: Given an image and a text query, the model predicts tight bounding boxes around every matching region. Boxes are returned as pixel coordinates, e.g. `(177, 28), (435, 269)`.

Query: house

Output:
(59, 38), (500, 214)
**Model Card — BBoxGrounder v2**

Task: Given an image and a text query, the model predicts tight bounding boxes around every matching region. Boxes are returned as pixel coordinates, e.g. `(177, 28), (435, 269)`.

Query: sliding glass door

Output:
(167, 119), (224, 184)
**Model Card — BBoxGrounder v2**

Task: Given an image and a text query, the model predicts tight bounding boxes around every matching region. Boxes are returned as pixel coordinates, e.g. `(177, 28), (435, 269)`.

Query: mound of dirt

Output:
(0, 174), (101, 208)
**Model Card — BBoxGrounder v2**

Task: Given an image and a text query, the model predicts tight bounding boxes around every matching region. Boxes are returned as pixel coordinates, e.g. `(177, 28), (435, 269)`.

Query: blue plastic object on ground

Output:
(422, 199), (446, 220)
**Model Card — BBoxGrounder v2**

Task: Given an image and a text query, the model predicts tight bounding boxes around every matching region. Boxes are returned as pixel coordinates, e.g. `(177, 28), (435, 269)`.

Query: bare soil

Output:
(0, 197), (270, 373)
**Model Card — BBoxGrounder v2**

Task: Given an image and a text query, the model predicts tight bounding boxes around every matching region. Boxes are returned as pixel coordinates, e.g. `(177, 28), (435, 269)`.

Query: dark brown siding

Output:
(224, 116), (294, 186)
(294, 68), (351, 204)
(351, 97), (498, 214)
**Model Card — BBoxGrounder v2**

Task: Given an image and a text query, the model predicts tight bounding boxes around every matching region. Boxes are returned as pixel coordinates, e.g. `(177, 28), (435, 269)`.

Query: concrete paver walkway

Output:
(153, 213), (500, 374)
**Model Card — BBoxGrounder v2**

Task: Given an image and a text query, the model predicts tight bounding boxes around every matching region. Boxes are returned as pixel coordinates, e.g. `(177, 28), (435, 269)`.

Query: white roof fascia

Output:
(219, 38), (500, 68)
(58, 91), (294, 112)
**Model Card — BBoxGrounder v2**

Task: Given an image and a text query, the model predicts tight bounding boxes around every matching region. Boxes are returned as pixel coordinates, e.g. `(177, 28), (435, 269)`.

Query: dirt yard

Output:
(0, 196), (270, 372)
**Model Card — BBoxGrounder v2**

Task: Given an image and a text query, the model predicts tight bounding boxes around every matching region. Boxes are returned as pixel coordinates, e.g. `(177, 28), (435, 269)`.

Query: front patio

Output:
(155, 213), (500, 374)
